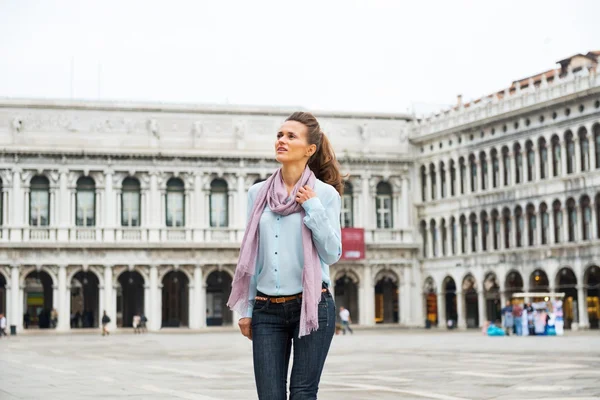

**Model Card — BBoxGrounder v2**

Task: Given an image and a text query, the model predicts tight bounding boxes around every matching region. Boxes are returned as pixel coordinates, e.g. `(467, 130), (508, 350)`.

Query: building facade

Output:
(413, 51), (600, 330)
(0, 100), (419, 332)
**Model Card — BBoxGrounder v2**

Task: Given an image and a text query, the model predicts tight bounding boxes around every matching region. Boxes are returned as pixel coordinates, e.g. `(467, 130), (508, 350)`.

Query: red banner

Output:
(341, 228), (365, 260)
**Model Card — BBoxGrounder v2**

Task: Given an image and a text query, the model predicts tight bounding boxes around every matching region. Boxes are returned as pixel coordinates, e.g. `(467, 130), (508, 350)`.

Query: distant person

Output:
(141, 314), (148, 333)
(339, 306), (353, 335)
(50, 308), (58, 329)
(0, 313), (7, 337)
(23, 312), (30, 329)
(101, 311), (111, 336)
(132, 314), (141, 334)
(501, 301), (514, 336)
(525, 303), (535, 336)
(512, 302), (523, 336)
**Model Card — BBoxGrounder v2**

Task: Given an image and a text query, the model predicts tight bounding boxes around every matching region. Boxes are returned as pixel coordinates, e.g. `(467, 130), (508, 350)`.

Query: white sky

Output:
(0, 0), (598, 114)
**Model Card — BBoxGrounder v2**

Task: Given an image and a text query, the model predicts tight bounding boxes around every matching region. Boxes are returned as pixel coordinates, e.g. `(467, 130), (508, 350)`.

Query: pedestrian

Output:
(132, 314), (141, 334)
(526, 303), (535, 336)
(512, 302), (523, 336)
(0, 313), (7, 338)
(339, 306), (353, 335)
(140, 314), (148, 333)
(23, 312), (30, 329)
(227, 112), (342, 400)
(50, 308), (58, 329)
(101, 311), (111, 336)
(501, 301), (514, 336)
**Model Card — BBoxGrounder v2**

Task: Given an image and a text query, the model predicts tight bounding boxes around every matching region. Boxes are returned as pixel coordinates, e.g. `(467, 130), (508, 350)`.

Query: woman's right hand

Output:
(238, 317), (252, 340)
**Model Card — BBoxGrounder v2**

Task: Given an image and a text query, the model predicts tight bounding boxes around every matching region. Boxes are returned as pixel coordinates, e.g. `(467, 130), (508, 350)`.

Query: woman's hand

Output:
(296, 185), (316, 205)
(238, 317), (252, 340)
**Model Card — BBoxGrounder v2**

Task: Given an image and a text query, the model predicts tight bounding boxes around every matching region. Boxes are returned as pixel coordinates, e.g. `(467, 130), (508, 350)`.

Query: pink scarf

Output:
(227, 166), (321, 338)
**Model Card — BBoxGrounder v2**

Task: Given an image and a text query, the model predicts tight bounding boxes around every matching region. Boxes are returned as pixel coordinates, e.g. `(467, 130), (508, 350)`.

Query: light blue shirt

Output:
(245, 179), (342, 317)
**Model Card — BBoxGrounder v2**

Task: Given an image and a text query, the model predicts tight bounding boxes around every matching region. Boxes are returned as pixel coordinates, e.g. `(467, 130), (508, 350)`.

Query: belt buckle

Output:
(273, 297), (286, 304)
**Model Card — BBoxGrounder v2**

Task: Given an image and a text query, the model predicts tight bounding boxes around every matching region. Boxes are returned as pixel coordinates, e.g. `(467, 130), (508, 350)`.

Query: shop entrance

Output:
(443, 277), (457, 326)
(423, 277), (437, 327)
(463, 275), (479, 329)
(586, 265), (600, 329)
(206, 270), (233, 326)
(24, 270), (54, 328)
(161, 271), (189, 327)
(334, 273), (359, 324)
(484, 273), (501, 324)
(374, 273), (398, 323)
(70, 271), (99, 328)
(530, 269), (550, 302)
(117, 270), (145, 328)
(555, 267), (577, 329)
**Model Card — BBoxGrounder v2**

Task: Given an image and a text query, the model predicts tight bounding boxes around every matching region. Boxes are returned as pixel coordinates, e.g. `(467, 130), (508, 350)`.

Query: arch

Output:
(206, 270), (233, 326)
(202, 266), (235, 286)
(429, 163), (436, 200)
(513, 142), (523, 184)
(479, 151), (488, 191)
(526, 203), (536, 246)
(593, 123), (600, 169)
(552, 199), (563, 243)
(458, 156), (467, 194)
(525, 140), (535, 182)
(555, 267), (578, 330)
(491, 209), (500, 250)
(374, 269), (399, 323)
(462, 274), (479, 328)
(23, 269), (55, 329)
(117, 270), (145, 328)
(442, 276), (457, 325)
(551, 134), (561, 177)
(429, 219), (437, 257)
(439, 161), (446, 198)
(66, 266), (104, 288)
(504, 270), (524, 298)
(564, 130), (575, 174)
(584, 265), (600, 329)
(483, 272), (501, 323)
(578, 126), (590, 171)
(161, 270), (189, 327)
(335, 271), (360, 324)
(449, 159), (456, 196)
(70, 270), (100, 328)
(580, 195), (592, 241)
(540, 202), (549, 245)
(538, 136), (548, 179)
(468, 153), (477, 192)
(420, 165), (427, 201)
(566, 197), (576, 242)
(490, 148), (499, 188)
(501, 146), (510, 186)
(20, 265), (58, 288)
(514, 206), (523, 248)
(423, 276), (437, 327)
(529, 269), (550, 298)
(113, 265), (150, 288)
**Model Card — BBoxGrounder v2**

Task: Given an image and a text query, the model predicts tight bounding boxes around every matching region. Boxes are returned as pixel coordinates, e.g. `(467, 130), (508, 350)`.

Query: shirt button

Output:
(275, 235), (278, 238)
(274, 269), (278, 272)
(275, 252), (278, 255)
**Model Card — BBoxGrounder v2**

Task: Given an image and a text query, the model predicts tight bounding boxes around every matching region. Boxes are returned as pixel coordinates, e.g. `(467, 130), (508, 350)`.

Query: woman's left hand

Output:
(296, 185), (316, 205)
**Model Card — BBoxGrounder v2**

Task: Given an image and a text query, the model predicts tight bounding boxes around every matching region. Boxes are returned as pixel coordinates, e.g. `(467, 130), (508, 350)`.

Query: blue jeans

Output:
(514, 317), (523, 336)
(252, 291), (335, 400)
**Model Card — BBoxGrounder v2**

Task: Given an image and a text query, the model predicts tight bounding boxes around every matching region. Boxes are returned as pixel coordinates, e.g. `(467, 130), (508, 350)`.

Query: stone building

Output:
(413, 51), (600, 330)
(0, 100), (418, 332)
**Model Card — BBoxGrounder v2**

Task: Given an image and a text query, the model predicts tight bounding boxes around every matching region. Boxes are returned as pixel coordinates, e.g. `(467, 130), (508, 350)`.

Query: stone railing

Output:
(413, 67), (600, 137)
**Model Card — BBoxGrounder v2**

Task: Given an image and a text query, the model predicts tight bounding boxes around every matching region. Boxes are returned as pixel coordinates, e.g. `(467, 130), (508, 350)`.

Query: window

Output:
(440, 162), (446, 198)
(30, 176), (50, 226)
(460, 215), (467, 254)
(515, 206), (523, 247)
(514, 143), (523, 184)
(441, 219), (447, 256)
(341, 182), (353, 228)
(420, 221), (428, 257)
(539, 138), (548, 179)
(579, 128), (590, 172)
(166, 178), (185, 227)
(540, 203), (549, 245)
(470, 213), (478, 252)
(76, 177), (95, 227)
(420, 166), (427, 201)
(429, 164), (436, 200)
(581, 196), (591, 240)
(481, 212), (489, 251)
(121, 178), (141, 227)
(503, 208), (511, 249)
(492, 210), (500, 250)
(469, 155), (477, 192)
(567, 198), (576, 242)
(459, 158), (466, 194)
(430, 220), (438, 257)
(595, 124), (600, 169)
(526, 204), (536, 246)
(376, 182), (393, 229)
(451, 217), (457, 254)
(502, 147), (510, 186)
(480, 152), (488, 191)
(565, 131), (575, 174)
(210, 179), (228, 228)
(553, 201), (562, 243)
(450, 160), (456, 196)
(491, 149), (499, 188)
(552, 135), (561, 176)
(526, 141), (534, 182)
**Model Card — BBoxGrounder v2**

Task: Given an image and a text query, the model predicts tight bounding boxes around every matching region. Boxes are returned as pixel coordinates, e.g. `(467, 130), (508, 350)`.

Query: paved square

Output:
(1, 329), (599, 400)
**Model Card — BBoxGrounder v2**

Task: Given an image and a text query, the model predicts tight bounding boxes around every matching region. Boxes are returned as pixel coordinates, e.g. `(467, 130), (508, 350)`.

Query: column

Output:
(511, 216), (518, 249)
(499, 153), (507, 186)
(103, 266), (115, 331)
(576, 206), (583, 242)
(401, 177), (410, 228)
(148, 172), (160, 241)
(590, 200), (597, 240)
(236, 173), (246, 228)
(361, 173), (371, 230)
(10, 169), (23, 241)
(104, 170), (115, 241)
(190, 265), (203, 329)
(444, 163), (451, 198)
(57, 265), (69, 331)
(561, 141), (568, 176)
(577, 285), (589, 329)
(411, 261), (423, 326)
(437, 291), (445, 326)
(590, 124), (598, 170)
(359, 264), (374, 326)
(397, 279), (402, 325)
(466, 220), (473, 254)
(477, 288), (486, 328)
(424, 167), (431, 202)
(400, 268), (410, 325)
(538, 208), (544, 246)
(574, 137), (581, 174)
(11, 265), (21, 331)
(530, 146), (537, 182)
(456, 291), (465, 329)
(524, 214), (530, 247)
(548, 201), (556, 243)
(150, 265), (159, 331)
(427, 226), (434, 257)
(512, 153), (519, 185)
(563, 206), (570, 243)
(435, 169), (442, 200)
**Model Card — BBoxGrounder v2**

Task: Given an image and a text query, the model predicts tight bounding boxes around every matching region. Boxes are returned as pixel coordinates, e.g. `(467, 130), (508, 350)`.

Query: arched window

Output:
(579, 127), (590, 171)
(491, 209), (500, 250)
(491, 148), (499, 188)
(502, 147), (510, 186)
(420, 220), (427, 258)
(121, 177), (141, 227)
(480, 152), (488, 191)
(430, 219), (438, 257)
(441, 218), (447, 256)
(515, 206), (523, 247)
(526, 204), (536, 246)
(596, 194), (600, 239)
(503, 208), (511, 249)
(76, 177), (95, 227)
(565, 131), (575, 174)
(480, 212), (489, 251)
(450, 217), (457, 254)
(30, 176), (50, 226)
(470, 213), (478, 252)
(429, 164), (436, 200)
(538, 137), (548, 180)
(459, 157), (466, 194)
(460, 215), (467, 254)
(567, 198), (576, 242)
(439, 162), (446, 198)
(551, 135), (561, 177)
(526, 141), (535, 182)
(540, 202), (549, 245)
(450, 160), (456, 196)
(420, 166), (427, 201)
(553, 200), (562, 243)
(341, 181), (353, 228)
(581, 195), (591, 241)
(376, 182), (393, 229)
(210, 179), (228, 228)
(594, 124), (600, 169)
(514, 143), (523, 184)
(469, 154), (477, 192)
(166, 178), (185, 227)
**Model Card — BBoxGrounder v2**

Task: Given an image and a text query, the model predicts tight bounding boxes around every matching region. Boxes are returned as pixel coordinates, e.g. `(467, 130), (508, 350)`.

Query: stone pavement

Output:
(0, 329), (599, 400)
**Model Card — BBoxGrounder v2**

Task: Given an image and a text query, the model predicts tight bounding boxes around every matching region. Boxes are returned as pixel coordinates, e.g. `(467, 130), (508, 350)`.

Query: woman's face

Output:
(275, 120), (315, 164)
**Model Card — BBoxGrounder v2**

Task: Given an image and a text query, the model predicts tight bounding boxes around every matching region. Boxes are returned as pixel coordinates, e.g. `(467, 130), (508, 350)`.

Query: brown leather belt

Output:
(255, 288), (328, 304)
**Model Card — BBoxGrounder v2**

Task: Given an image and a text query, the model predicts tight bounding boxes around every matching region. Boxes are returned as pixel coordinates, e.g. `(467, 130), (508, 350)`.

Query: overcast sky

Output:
(0, 0), (598, 114)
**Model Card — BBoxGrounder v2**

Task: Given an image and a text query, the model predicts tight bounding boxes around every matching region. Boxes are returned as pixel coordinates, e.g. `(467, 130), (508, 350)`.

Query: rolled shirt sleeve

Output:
(301, 193), (342, 265)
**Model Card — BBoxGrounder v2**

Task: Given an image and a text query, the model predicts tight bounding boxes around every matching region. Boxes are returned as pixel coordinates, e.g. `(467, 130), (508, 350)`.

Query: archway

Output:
(505, 270), (524, 302)
(23, 270), (53, 329)
(161, 271), (189, 327)
(206, 270), (233, 326)
(374, 270), (399, 323)
(0, 273), (6, 317)
(530, 269), (549, 302)
(443, 277), (457, 326)
(555, 268), (577, 329)
(423, 277), (437, 327)
(334, 273), (359, 324)
(70, 271), (100, 328)
(585, 265), (600, 329)
(483, 273), (501, 324)
(117, 270), (145, 328)
(462, 275), (479, 329)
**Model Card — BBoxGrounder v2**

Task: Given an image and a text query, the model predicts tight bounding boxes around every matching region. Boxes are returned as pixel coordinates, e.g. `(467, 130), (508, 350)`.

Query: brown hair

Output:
(286, 111), (344, 196)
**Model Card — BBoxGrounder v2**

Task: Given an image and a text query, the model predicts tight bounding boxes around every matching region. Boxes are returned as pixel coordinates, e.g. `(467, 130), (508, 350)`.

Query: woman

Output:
(228, 111), (342, 400)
